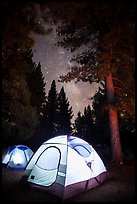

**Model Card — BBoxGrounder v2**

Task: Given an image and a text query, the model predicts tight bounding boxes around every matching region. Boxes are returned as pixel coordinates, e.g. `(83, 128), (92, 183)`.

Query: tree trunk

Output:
(105, 71), (123, 165)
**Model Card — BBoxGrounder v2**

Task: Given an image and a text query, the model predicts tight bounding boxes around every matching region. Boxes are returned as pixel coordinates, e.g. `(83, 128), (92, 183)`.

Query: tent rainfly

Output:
(2, 145), (34, 170)
(21, 135), (108, 200)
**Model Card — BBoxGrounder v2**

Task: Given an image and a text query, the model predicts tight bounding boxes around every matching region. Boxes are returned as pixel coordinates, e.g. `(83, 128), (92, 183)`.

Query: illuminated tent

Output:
(2, 145), (34, 170)
(21, 135), (108, 200)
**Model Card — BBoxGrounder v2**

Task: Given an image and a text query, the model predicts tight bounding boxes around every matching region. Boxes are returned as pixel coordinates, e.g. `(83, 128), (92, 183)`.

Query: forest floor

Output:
(2, 163), (135, 202)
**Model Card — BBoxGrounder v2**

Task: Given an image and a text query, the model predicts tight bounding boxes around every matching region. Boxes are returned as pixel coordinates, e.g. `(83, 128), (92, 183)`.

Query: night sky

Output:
(31, 18), (99, 122)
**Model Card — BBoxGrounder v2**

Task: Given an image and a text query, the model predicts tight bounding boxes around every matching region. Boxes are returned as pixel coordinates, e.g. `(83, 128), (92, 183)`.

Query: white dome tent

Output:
(2, 145), (34, 170)
(21, 135), (108, 200)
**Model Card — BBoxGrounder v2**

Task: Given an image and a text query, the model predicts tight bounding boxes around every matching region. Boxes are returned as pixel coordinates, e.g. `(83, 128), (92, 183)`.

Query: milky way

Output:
(31, 20), (98, 123)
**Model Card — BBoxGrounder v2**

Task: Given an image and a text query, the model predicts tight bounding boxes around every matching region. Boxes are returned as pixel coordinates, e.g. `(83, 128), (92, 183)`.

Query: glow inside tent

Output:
(2, 145), (34, 170)
(21, 135), (108, 200)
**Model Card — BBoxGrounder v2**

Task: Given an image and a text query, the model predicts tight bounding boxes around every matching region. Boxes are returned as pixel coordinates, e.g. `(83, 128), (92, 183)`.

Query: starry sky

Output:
(30, 4), (99, 122)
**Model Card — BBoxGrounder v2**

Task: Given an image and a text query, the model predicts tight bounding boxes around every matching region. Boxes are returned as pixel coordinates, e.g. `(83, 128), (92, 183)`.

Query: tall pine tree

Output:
(2, 54), (39, 146)
(57, 86), (73, 135)
(40, 80), (58, 141)
(74, 105), (95, 144)
(55, 1), (135, 164)
(2, 2), (49, 148)
(26, 51), (46, 115)
(92, 85), (111, 147)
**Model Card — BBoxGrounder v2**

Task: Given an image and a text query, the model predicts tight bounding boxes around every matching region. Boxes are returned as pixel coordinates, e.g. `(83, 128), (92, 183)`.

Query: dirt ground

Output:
(2, 164), (135, 202)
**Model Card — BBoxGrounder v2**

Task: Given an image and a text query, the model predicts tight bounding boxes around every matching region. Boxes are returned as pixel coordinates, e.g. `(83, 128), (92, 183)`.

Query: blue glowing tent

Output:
(2, 145), (34, 170)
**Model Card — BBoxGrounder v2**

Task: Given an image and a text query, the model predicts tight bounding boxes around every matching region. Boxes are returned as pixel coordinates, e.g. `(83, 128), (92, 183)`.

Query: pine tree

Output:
(40, 80), (59, 141)
(26, 57), (46, 114)
(75, 111), (84, 139)
(83, 105), (95, 143)
(2, 2), (50, 147)
(2, 65), (38, 146)
(92, 85), (110, 147)
(74, 106), (95, 144)
(55, 1), (135, 164)
(57, 86), (73, 135)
